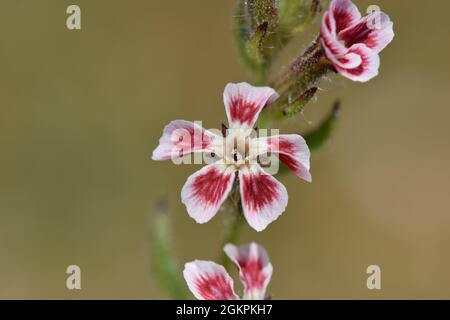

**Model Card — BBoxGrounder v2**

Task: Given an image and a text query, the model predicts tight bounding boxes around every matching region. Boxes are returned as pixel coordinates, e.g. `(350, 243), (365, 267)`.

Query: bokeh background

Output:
(1, 0), (450, 299)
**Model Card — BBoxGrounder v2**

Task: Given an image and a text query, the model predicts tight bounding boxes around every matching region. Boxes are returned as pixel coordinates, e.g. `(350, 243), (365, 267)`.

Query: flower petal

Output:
(330, 0), (361, 33)
(239, 165), (288, 232)
(339, 11), (394, 53)
(335, 43), (380, 82)
(321, 41), (362, 70)
(224, 243), (273, 300)
(183, 260), (239, 300)
(321, 11), (347, 57)
(152, 120), (222, 161)
(252, 134), (312, 182)
(181, 161), (236, 224)
(223, 83), (279, 129)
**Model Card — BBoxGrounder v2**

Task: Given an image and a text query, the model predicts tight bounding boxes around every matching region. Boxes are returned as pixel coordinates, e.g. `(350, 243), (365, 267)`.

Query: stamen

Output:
(221, 123), (228, 137)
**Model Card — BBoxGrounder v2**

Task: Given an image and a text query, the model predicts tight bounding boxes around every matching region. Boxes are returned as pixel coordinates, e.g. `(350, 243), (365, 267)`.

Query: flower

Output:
(320, 0), (394, 82)
(152, 82), (311, 231)
(183, 242), (273, 300)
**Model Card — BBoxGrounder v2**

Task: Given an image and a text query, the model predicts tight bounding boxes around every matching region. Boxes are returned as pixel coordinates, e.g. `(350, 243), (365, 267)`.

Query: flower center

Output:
(223, 129), (254, 168)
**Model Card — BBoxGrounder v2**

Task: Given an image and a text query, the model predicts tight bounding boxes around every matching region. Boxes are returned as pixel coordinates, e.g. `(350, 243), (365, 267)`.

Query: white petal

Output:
(183, 260), (239, 300)
(181, 161), (236, 224)
(239, 165), (288, 232)
(152, 120), (222, 161)
(224, 243), (273, 300)
(252, 134), (312, 182)
(335, 44), (380, 82)
(223, 83), (278, 129)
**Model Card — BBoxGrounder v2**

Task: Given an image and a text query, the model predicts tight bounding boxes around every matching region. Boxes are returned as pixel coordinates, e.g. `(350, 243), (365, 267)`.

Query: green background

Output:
(1, 0), (450, 298)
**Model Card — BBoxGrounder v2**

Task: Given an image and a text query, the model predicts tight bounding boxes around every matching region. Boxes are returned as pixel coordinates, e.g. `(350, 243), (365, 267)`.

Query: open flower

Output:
(320, 0), (394, 82)
(152, 82), (311, 231)
(183, 242), (273, 300)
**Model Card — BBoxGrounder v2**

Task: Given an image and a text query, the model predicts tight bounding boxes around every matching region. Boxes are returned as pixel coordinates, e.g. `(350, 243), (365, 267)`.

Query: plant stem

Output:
(266, 37), (333, 118)
(220, 193), (245, 271)
(150, 197), (190, 299)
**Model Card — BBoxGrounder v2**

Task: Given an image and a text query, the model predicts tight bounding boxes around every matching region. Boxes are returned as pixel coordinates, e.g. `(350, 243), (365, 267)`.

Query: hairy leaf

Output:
(279, 0), (322, 34)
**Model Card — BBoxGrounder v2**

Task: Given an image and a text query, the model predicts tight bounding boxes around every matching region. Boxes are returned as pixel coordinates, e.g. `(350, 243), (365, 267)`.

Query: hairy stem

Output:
(220, 185), (245, 271)
(150, 197), (189, 299)
(266, 36), (333, 118)
(221, 210), (244, 271)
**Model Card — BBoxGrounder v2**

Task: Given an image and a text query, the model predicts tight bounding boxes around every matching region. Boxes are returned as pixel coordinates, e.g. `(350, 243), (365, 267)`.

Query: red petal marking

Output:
(279, 153), (299, 172)
(183, 261), (238, 300)
(321, 23), (340, 55)
(223, 83), (278, 128)
(262, 135), (311, 181)
(325, 11), (333, 32)
(241, 170), (280, 213)
(238, 167), (288, 231)
(339, 44), (379, 79)
(339, 13), (394, 53)
(173, 124), (212, 157)
(228, 97), (260, 126)
(224, 243), (273, 299)
(191, 166), (233, 206)
(331, 0), (361, 33)
(152, 120), (215, 161)
(333, 9), (355, 33)
(339, 18), (372, 47)
(195, 273), (237, 300)
(269, 137), (298, 172)
(182, 163), (236, 224)
(237, 258), (267, 290)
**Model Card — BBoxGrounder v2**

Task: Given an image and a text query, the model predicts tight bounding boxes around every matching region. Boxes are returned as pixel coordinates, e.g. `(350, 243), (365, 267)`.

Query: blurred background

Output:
(0, 0), (449, 299)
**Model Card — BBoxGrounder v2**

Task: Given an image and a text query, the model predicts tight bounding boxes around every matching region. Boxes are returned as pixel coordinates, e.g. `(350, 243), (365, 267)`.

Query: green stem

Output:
(150, 197), (190, 299)
(265, 38), (333, 119)
(220, 195), (245, 271)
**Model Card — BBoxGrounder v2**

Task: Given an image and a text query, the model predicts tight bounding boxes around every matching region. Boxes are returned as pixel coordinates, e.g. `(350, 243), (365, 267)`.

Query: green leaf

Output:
(279, 0), (322, 34)
(150, 197), (189, 299)
(233, 0), (279, 83)
(247, 0), (279, 31)
(246, 22), (269, 66)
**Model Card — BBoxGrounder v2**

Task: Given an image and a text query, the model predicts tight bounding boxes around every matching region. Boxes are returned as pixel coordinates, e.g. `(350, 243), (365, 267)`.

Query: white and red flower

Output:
(320, 0), (394, 82)
(183, 242), (273, 300)
(152, 83), (311, 232)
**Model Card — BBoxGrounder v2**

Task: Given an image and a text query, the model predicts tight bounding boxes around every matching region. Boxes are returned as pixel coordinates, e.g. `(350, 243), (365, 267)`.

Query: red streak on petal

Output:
(333, 8), (356, 33)
(195, 273), (236, 300)
(229, 97), (259, 125)
(279, 153), (299, 172)
(339, 20), (372, 47)
(174, 126), (212, 157)
(344, 47), (371, 76)
(277, 138), (297, 153)
(238, 258), (266, 290)
(267, 137), (300, 173)
(325, 12), (333, 31)
(192, 167), (233, 205)
(242, 172), (279, 212)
